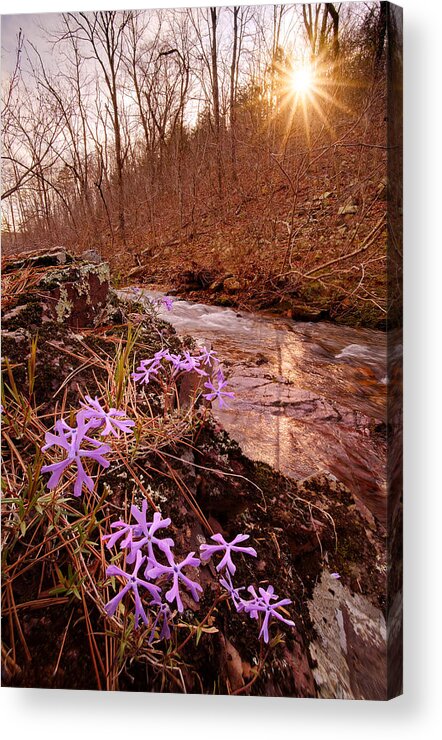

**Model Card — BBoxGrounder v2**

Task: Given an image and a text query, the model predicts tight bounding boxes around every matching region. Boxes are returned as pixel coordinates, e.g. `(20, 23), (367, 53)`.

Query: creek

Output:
(148, 291), (387, 528)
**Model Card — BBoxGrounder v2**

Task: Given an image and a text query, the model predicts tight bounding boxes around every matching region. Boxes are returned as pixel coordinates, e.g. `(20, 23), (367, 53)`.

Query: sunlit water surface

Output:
(126, 290), (388, 527)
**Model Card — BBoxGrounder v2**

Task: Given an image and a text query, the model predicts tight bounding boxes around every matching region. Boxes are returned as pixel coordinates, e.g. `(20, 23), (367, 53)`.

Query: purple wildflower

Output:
(152, 349), (171, 362)
(147, 551), (202, 613)
(161, 296), (174, 312)
(219, 572), (246, 611)
(180, 350), (207, 376)
(167, 352), (183, 374)
(242, 585), (295, 643)
(131, 349), (173, 385)
(80, 395), (135, 437)
(203, 369), (235, 408)
(41, 414), (110, 496)
(199, 346), (218, 367)
(148, 602), (172, 643)
(330, 572), (341, 580)
(102, 519), (142, 551)
(127, 510), (175, 564)
(105, 550), (162, 628)
(242, 585), (270, 619)
(131, 358), (161, 385)
(200, 533), (257, 575)
(101, 501), (150, 551)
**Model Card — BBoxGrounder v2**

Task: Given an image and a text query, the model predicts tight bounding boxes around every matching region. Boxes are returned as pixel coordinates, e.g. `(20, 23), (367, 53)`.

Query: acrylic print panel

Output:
(0, 2), (402, 699)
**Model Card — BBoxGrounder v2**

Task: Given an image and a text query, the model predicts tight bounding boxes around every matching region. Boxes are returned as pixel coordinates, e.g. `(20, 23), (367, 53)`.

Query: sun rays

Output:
(268, 56), (356, 151)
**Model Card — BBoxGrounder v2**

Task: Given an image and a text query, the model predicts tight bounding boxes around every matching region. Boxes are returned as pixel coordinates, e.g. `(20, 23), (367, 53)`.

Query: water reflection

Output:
(128, 291), (387, 526)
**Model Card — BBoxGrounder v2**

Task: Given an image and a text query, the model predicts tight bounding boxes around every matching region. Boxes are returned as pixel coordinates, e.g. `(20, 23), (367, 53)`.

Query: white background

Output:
(1, 0), (441, 737)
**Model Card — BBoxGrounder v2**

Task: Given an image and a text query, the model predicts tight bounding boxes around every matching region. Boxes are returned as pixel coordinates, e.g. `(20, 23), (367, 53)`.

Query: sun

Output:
(290, 64), (314, 95)
(272, 56), (352, 150)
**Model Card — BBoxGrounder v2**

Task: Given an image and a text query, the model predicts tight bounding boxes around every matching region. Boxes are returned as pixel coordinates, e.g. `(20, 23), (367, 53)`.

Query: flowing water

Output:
(122, 288), (389, 698)
(136, 290), (387, 528)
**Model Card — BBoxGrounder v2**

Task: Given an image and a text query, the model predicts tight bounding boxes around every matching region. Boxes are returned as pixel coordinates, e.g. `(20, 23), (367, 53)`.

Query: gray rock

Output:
(308, 570), (387, 699)
(81, 248), (102, 264)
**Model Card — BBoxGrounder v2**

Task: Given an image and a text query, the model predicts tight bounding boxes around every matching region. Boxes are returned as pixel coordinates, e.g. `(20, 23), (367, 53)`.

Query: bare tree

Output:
(229, 7), (239, 181)
(209, 7), (222, 197)
(61, 11), (134, 243)
(302, 3), (340, 61)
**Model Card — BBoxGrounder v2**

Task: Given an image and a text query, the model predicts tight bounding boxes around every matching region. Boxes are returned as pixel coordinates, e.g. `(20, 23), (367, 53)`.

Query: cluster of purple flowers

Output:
(201, 533), (295, 643)
(103, 500), (202, 637)
(103, 504), (295, 645)
(41, 344), (235, 498)
(41, 396), (134, 496)
(131, 346), (235, 409)
(38, 334), (294, 651)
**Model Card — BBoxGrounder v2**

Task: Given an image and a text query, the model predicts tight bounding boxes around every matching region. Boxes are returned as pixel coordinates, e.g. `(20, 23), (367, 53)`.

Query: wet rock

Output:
(287, 301), (326, 322)
(220, 372), (340, 421)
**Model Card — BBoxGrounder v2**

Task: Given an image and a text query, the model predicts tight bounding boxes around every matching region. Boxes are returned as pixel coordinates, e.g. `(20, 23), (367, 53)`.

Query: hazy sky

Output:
(1, 13), (60, 77)
(1, 0), (259, 73)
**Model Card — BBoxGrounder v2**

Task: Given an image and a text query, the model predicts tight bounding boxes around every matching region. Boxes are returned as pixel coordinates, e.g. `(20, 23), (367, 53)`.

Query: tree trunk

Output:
(230, 7), (239, 183)
(326, 3), (340, 60)
(210, 7), (222, 197)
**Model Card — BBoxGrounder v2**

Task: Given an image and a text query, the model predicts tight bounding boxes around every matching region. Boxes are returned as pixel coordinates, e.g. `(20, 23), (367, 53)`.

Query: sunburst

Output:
(290, 64), (314, 95)
(272, 57), (355, 150)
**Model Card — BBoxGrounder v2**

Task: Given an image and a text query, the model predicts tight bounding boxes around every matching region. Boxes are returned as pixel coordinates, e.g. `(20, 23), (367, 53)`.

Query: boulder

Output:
(37, 262), (111, 328)
(3, 253), (111, 330)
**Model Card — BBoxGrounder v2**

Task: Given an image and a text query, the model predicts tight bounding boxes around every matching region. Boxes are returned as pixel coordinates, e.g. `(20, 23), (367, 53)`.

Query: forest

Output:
(2, 3), (391, 326)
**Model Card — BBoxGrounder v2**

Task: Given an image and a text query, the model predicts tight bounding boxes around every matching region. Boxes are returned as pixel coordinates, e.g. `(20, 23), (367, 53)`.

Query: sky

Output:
(1, 13), (60, 77)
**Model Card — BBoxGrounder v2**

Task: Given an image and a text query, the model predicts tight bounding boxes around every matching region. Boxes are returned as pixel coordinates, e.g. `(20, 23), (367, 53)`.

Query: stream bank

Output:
(125, 268), (386, 330)
(2, 252), (387, 698)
